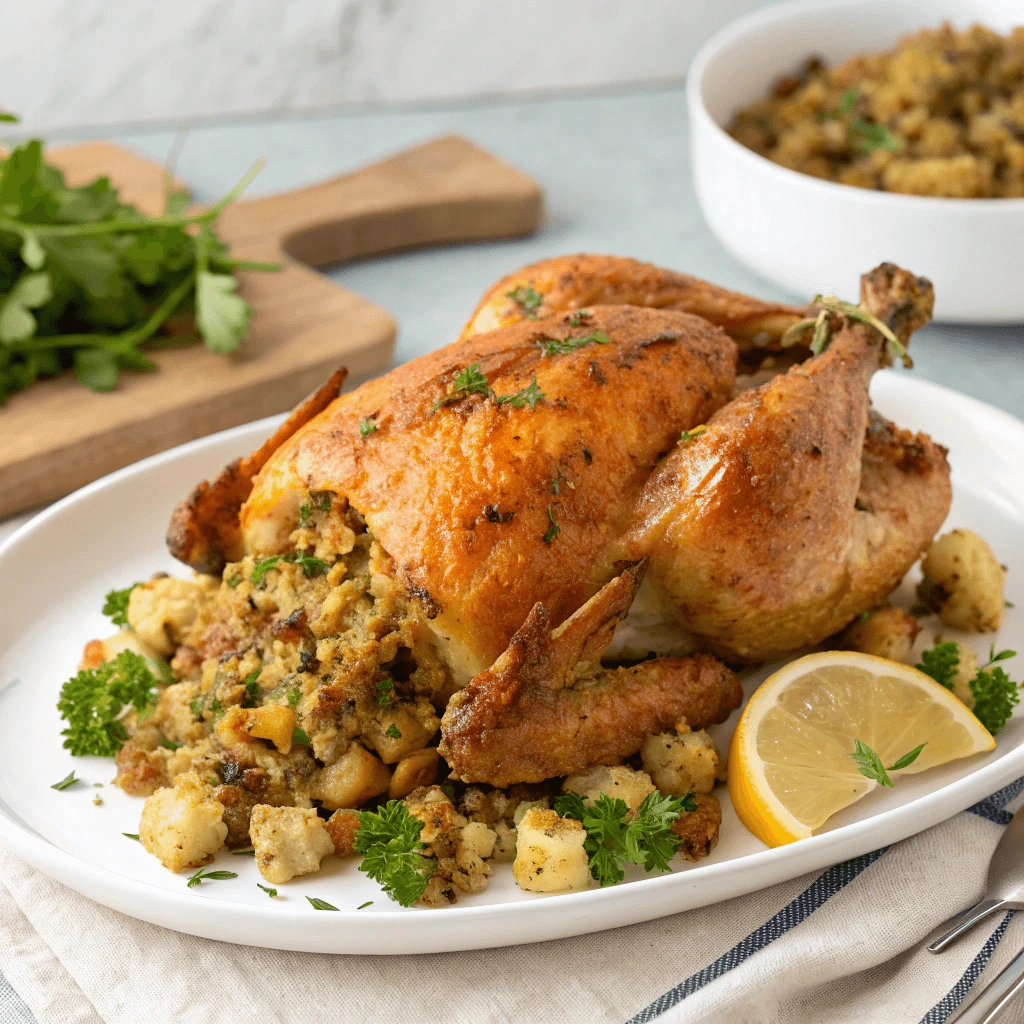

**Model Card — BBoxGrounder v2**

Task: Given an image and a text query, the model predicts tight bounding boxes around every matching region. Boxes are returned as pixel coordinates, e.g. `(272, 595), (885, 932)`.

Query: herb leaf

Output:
(376, 679), (395, 707)
(385, 723), (402, 739)
(494, 375), (545, 410)
(250, 555), (281, 586)
(851, 739), (893, 787)
(678, 425), (708, 445)
(539, 329), (610, 357)
(917, 641), (960, 690)
(123, 833), (140, 841)
(57, 650), (160, 757)
(970, 651), (1020, 736)
(306, 897), (339, 910)
(186, 867), (238, 888)
(554, 790), (692, 887)
(506, 285), (543, 318)
(849, 118), (905, 154)
(542, 505), (560, 544)
(102, 583), (142, 627)
(359, 417), (378, 437)
(355, 800), (434, 907)
(888, 743), (927, 771)
(51, 770), (80, 791)
(242, 668), (261, 708)
(257, 883), (278, 898)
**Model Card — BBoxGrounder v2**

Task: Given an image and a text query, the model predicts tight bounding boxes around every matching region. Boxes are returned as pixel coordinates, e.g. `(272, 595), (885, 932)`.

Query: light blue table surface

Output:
(3, 83), (1023, 1022)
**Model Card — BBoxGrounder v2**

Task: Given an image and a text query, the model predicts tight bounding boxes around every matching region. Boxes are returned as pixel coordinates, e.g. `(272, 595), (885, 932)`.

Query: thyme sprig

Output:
(780, 296), (912, 368)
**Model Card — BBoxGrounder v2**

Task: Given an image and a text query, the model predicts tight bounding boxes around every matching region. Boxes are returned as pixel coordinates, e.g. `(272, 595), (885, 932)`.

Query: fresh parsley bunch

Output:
(355, 800), (435, 907)
(554, 789), (696, 887)
(0, 117), (277, 403)
(56, 649), (160, 756)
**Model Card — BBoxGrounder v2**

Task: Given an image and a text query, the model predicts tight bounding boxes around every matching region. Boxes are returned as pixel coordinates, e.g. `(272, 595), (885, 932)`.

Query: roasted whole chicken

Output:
(164, 255), (950, 794)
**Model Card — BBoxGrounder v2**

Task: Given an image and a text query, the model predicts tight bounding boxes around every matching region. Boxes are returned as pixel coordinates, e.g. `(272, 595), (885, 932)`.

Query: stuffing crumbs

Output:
(64, 491), (726, 906)
(730, 23), (1024, 198)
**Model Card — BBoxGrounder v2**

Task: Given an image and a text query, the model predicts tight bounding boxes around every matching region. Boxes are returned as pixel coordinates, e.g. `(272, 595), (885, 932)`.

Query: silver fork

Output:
(931, 805), (1024, 1024)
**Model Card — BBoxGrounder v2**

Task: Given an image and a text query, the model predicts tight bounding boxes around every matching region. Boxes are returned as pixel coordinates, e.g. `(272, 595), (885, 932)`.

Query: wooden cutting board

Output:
(0, 135), (543, 518)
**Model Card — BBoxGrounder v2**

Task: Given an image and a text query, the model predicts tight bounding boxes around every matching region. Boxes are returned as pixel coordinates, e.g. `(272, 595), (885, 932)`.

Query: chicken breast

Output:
(231, 305), (736, 682)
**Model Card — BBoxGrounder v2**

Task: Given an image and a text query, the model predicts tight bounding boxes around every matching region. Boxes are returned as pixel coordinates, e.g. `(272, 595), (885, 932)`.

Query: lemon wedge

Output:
(728, 651), (995, 847)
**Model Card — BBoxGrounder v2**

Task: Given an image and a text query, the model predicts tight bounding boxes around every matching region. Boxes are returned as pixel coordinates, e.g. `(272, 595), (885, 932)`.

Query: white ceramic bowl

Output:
(687, 0), (1024, 324)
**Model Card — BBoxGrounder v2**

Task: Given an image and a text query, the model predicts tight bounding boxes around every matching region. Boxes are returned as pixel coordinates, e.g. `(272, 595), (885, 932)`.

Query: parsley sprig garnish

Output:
(355, 800), (435, 907)
(102, 583), (142, 627)
(851, 739), (926, 788)
(257, 883), (278, 898)
(554, 790), (695, 887)
(538, 329), (610, 357)
(506, 284), (543, 318)
(433, 363), (545, 412)
(916, 641), (961, 691)
(494, 375), (544, 410)
(359, 417), (378, 437)
(849, 118), (905, 155)
(57, 650), (159, 756)
(0, 138), (278, 404)
(916, 642), (1019, 735)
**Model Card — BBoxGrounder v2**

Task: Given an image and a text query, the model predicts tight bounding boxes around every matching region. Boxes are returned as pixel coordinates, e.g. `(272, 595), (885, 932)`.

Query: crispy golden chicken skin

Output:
(236, 306), (736, 681)
(439, 562), (742, 785)
(167, 369), (346, 573)
(461, 253), (808, 349)
(616, 265), (951, 663)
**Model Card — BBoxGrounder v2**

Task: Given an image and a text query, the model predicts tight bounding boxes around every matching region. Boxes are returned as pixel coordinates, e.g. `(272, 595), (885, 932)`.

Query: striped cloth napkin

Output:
(1, 779), (1023, 1024)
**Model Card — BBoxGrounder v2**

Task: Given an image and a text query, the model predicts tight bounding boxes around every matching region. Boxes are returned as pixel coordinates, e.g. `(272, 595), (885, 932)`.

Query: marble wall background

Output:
(2, 0), (774, 133)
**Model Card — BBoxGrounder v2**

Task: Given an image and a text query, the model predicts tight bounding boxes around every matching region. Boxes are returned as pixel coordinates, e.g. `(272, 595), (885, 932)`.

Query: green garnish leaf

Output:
(102, 583), (142, 627)
(227, 574), (242, 588)
(186, 867), (238, 888)
(292, 727), (311, 746)
(554, 789), (692, 887)
(506, 285), (543, 318)
(306, 896), (339, 911)
(287, 686), (301, 707)
(231, 848), (257, 856)
(250, 555), (281, 586)
(849, 117), (905, 155)
(355, 800), (434, 907)
(851, 739), (892, 787)
(357, 900), (374, 909)
(539, 329), (610, 357)
(824, 87), (858, 119)
(385, 723), (402, 739)
(359, 417), (378, 437)
(298, 503), (311, 527)
(851, 739), (927, 787)
(241, 668), (261, 708)
(888, 743), (927, 771)
(160, 736), (181, 751)
(970, 651), (1020, 736)
(917, 641), (961, 690)
(542, 505), (560, 545)
(494, 375), (545, 410)
(51, 770), (80, 791)
(0, 111), (20, 123)
(257, 883), (278, 898)
(195, 268), (251, 353)
(678, 425), (707, 445)
(568, 310), (591, 326)
(376, 678), (395, 707)
(57, 650), (160, 757)
(123, 833), (140, 841)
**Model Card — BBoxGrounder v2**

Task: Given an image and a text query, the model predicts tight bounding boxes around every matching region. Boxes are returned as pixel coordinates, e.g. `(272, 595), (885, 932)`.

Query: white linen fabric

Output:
(2, 784), (1024, 1024)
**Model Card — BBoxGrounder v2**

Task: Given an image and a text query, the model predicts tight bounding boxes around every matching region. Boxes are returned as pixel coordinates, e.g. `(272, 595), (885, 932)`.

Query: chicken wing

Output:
(184, 306), (736, 683)
(439, 561), (742, 785)
(616, 264), (951, 663)
(461, 253), (808, 350)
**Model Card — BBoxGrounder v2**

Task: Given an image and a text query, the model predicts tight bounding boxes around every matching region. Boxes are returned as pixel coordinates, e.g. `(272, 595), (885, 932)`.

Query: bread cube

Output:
(562, 764), (655, 812)
(388, 747), (440, 800)
(249, 805), (334, 884)
(837, 606), (922, 663)
(918, 529), (1006, 632)
(324, 809), (361, 857)
(367, 697), (440, 763)
(214, 704), (296, 753)
(309, 743), (391, 810)
(641, 725), (722, 797)
(139, 771), (227, 872)
(512, 808), (589, 893)
(127, 575), (217, 656)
